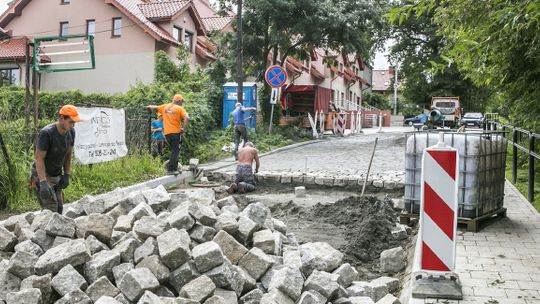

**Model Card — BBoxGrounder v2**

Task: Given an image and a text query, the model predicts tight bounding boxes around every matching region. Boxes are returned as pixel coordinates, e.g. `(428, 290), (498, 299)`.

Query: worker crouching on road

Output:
(147, 94), (190, 175)
(31, 105), (80, 214)
(227, 142), (260, 194)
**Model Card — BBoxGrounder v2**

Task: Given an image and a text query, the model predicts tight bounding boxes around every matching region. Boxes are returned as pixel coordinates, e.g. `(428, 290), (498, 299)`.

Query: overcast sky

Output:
(0, 1), (7, 14)
(0, 0), (390, 69)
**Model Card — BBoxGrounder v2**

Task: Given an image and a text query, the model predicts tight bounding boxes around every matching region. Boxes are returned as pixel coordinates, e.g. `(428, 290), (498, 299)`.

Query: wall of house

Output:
(4, 0), (157, 93)
(161, 10), (201, 69)
(193, 0), (217, 18)
(286, 53), (366, 109)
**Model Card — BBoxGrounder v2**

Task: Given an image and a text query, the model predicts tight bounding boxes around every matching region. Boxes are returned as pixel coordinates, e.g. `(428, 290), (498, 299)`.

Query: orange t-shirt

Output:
(157, 103), (188, 135)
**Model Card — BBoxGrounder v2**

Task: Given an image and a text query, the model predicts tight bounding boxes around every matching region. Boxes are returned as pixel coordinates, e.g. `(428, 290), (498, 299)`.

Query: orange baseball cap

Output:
(173, 94), (184, 102)
(59, 105), (81, 122)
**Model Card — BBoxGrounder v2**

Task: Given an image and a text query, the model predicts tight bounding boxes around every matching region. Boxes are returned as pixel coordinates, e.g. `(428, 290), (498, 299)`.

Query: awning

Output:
(195, 44), (216, 60)
(310, 66), (324, 80)
(283, 85), (332, 114)
(285, 57), (304, 74)
(344, 68), (356, 83)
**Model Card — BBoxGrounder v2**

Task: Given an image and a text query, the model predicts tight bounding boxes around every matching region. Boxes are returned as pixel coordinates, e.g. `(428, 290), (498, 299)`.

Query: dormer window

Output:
(184, 31), (193, 52)
(173, 26), (182, 42)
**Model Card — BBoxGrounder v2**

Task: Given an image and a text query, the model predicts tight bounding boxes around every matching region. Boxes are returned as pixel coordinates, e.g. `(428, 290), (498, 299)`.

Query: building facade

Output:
(0, 0), (222, 93)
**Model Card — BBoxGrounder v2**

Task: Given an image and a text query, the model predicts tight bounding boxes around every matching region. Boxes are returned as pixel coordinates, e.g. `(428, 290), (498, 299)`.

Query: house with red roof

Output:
(0, 0), (230, 93)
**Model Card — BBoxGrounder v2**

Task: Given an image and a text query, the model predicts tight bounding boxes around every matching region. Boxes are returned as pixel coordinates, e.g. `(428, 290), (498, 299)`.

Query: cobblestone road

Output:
(216, 131), (406, 177)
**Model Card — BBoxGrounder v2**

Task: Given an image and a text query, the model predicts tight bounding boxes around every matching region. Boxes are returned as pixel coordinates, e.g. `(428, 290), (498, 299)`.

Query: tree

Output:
(383, 1), (492, 113)
(219, 0), (384, 123)
(388, 0), (540, 130)
(362, 92), (390, 109)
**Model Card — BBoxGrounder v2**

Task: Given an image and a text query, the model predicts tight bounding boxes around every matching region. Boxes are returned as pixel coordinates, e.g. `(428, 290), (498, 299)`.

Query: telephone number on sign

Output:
(88, 149), (117, 158)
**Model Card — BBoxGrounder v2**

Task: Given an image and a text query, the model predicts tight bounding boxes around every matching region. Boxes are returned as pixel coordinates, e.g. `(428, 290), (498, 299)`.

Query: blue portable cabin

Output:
(222, 82), (258, 129)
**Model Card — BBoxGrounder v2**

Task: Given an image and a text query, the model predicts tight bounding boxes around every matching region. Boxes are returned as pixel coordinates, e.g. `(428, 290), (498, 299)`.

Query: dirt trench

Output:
(233, 188), (413, 280)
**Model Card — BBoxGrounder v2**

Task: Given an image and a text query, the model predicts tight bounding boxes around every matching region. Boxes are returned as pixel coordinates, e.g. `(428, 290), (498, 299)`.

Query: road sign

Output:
(270, 87), (279, 104)
(419, 138), (458, 272)
(265, 65), (287, 88)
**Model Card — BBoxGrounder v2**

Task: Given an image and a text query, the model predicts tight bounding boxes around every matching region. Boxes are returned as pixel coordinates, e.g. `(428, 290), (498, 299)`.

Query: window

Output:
(112, 18), (122, 37)
(173, 26), (182, 42)
(341, 92), (345, 101)
(339, 62), (343, 72)
(86, 20), (96, 36)
(184, 31), (193, 51)
(60, 22), (69, 37)
(303, 58), (310, 68)
(61, 0), (70, 4)
(0, 69), (20, 86)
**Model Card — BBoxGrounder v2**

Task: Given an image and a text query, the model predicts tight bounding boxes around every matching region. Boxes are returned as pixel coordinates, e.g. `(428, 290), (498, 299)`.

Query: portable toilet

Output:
(223, 82), (257, 129)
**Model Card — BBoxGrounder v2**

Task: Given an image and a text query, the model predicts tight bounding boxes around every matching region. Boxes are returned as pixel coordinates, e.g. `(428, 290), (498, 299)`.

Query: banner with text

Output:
(74, 107), (128, 164)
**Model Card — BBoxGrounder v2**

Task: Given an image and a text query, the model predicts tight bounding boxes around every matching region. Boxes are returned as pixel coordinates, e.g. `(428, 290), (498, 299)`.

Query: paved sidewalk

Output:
(454, 182), (540, 304)
(412, 182), (540, 304)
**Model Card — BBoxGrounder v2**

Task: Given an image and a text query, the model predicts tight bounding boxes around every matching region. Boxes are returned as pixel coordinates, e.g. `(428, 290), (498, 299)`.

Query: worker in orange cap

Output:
(147, 94), (190, 175)
(30, 105), (80, 213)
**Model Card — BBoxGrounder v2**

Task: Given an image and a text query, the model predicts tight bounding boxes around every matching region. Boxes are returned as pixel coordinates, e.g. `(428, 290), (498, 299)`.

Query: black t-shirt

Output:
(36, 123), (75, 177)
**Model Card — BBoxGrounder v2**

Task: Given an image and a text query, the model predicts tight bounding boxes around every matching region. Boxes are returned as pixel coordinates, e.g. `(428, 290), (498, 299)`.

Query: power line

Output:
(8, 11), (178, 42)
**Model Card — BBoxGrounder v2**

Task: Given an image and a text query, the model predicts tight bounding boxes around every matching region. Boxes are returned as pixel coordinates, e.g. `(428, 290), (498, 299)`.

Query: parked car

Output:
(404, 113), (428, 126)
(461, 112), (484, 128)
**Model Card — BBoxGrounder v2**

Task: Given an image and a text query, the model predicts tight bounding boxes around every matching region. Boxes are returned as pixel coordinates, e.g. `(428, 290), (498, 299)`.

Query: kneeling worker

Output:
(31, 105), (80, 214)
(228, 142), (260, 194)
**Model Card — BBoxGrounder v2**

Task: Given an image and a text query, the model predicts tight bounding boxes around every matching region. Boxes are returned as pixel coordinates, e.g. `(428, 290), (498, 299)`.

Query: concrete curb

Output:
(210, 170), (406, 192)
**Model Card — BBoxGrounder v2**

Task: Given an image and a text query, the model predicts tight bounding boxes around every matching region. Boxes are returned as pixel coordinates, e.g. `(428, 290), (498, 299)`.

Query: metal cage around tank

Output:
(404, 130), (507, 219)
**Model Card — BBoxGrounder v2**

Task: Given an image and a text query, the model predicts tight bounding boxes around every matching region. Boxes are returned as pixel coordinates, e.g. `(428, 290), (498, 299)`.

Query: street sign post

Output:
(265, 65), (287, 133)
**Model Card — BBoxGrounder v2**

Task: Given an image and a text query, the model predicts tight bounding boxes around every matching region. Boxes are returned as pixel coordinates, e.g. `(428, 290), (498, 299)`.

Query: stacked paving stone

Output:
(0, 185), (402, 304)
(212, 170), (405, 191)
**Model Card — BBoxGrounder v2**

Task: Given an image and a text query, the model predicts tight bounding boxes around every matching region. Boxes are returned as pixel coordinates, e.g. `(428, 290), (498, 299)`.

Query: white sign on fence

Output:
(74, 107), (128, 164)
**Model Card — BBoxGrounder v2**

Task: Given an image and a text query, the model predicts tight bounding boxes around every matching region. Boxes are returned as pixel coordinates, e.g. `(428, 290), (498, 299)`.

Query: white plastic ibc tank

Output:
(404, 132), (506, 219)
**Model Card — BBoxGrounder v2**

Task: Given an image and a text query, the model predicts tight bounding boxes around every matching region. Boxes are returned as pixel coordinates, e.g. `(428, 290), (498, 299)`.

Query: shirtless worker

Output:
(227, 142), (260, 194)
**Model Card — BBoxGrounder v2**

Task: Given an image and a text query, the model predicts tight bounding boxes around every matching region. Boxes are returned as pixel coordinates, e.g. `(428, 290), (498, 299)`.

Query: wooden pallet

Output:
(458, 207), (507, 232)
(399, 212), (419, 225)
(399, 208), (507, 232)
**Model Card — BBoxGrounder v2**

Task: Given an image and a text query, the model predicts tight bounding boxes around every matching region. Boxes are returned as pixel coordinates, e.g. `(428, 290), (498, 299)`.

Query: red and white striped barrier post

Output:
(412, 133), (463, 300)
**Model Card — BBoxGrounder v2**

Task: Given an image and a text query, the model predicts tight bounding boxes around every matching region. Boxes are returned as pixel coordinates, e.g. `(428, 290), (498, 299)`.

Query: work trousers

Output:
(233, 124), (248, 158)
(165, 133), (182, 172)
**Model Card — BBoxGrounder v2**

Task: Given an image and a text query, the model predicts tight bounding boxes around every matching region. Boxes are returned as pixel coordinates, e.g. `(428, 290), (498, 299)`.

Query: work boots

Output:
(227, 183), (238, 194)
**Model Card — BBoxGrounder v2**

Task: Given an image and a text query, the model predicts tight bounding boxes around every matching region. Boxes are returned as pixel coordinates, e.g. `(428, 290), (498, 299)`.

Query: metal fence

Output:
(0, 105), (151, 164)
(484, 115), (539, 203)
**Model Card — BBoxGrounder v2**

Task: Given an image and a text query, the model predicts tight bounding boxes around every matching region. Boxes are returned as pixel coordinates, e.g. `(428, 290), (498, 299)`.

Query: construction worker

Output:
(147, 94), (189, 175)
(227, 142), (260, 194)
(232, 102), (256, 159)
(31, 105), (80, 214)
(151, 113), (165, 157)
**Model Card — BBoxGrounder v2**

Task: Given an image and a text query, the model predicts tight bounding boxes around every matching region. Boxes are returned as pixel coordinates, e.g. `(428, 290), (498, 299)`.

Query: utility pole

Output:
(236, 0), (244, 105)
(393, 64), (398, 115)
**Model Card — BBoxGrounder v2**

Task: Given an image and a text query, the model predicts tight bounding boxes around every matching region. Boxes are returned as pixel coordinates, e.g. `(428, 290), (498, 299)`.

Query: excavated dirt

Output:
(234, 190), (412, 280)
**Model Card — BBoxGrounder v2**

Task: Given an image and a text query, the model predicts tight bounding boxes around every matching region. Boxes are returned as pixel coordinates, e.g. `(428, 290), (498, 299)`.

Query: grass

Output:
(505, 147), (540, 212)
(7, 155), (166, 213)
(2, 126), (311, 213)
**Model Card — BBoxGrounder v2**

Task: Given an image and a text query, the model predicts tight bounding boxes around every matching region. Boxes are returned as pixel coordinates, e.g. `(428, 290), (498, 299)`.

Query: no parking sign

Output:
(265, 65), (287, 132)
(265, 65), (287, 88)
